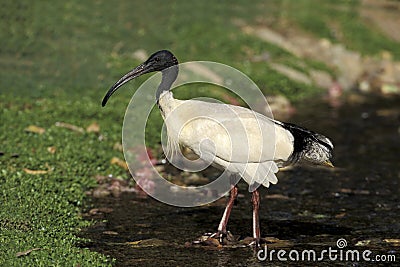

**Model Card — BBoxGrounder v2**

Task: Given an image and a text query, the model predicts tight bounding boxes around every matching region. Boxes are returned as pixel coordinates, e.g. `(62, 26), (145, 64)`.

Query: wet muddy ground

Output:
(81, 95), (400, 266)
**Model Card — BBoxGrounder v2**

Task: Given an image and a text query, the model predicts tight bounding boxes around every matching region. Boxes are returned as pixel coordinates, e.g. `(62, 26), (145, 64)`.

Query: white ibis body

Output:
(102, 50), (334, 246)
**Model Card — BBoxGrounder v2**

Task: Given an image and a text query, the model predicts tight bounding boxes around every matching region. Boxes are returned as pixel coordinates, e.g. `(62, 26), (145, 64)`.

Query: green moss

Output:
(0, 96), (120, 266)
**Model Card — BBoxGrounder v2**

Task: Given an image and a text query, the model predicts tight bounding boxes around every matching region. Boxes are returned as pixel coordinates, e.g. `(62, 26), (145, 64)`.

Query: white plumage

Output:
(159, 91), (293, 189)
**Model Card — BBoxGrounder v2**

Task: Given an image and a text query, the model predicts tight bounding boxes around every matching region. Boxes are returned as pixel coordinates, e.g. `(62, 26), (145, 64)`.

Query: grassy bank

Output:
(0, 95), (125, 265)
(1, 0), (398, 265)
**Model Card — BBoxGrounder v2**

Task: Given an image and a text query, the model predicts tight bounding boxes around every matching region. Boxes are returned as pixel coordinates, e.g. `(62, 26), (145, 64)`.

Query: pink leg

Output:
(252, 189), (261, 246)
(217, 185), (238, 233)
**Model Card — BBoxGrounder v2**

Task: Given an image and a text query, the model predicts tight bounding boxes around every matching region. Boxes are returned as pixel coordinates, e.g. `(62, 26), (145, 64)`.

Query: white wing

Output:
(159, 93), (294, 189)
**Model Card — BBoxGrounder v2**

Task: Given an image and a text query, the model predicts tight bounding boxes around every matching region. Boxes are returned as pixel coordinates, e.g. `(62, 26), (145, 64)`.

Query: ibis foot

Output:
(242, 236), (262, 248)
(193, 231), (238, 246)
(248, 238), (261, 249)
(209, 230), (236, 244)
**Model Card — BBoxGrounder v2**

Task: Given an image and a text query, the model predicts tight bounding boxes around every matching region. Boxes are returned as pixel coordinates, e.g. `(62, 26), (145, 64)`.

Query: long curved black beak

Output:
(102, 62), (149, 107)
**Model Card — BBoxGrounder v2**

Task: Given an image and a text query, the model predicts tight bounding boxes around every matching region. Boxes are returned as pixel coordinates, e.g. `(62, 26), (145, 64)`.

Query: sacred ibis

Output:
(102, 50), (334, 247)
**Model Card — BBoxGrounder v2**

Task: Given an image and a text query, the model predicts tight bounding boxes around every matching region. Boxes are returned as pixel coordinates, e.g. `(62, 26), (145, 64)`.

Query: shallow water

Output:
(81, 95), (400, 266)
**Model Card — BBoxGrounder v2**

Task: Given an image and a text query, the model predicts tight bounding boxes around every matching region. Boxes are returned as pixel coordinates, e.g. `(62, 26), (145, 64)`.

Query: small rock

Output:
(92, 187), (110, 198)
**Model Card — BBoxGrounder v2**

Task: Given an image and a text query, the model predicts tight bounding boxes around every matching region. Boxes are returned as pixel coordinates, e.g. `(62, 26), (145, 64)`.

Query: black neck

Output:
(156, 65), (178, 101)
(279, 122), (311, 163)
